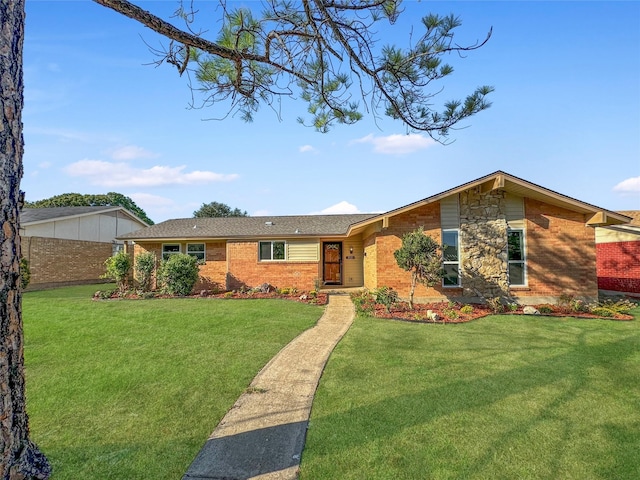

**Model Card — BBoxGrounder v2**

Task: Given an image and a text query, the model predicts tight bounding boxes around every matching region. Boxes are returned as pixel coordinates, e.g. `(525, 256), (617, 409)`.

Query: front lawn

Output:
(23, 284), (322, 479)
(300, 308), (640, 479)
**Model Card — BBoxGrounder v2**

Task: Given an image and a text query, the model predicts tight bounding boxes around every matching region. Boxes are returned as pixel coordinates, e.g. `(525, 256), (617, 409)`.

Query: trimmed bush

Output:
(102, 251), (132, 293)
(135, 251), (157, 292)
(157, 254), (200, 296)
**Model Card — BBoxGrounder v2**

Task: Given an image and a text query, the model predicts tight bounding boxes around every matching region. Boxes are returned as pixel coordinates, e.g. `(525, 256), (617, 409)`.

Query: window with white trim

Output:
(507, 230), (526, 286)
(442, 230), (460, 287)
(259, 241), (286, 261)
(162, 243), (181, 260)
(187, 243), (205, 261)
(112, 243), (124, 256)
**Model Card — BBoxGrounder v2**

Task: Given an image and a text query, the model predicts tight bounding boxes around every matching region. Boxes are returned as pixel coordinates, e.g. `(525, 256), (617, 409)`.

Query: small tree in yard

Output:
(103, 251), (132, 294)
(394, 227), (444, 309)
(134, 251), (157, 292)
(157, 254), (200, 296)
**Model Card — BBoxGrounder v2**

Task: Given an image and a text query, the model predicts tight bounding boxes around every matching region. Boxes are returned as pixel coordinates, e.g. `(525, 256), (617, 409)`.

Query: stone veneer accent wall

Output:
(459, 189), (509, 300)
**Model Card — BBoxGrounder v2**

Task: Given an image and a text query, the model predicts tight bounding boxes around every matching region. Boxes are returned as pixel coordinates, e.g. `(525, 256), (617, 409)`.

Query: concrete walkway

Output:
(183, 294), (355, 480)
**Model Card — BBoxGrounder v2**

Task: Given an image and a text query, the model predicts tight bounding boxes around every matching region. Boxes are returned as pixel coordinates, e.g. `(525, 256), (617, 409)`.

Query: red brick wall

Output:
(22, 236), (113, 289)
(522, 198), (598, 300)
(597, 241), (640, 293)
(133, 242), (227, 291)
(227, 240), (320, 291)
(373, 203), (453, 299)
(197, 242), (227, 291)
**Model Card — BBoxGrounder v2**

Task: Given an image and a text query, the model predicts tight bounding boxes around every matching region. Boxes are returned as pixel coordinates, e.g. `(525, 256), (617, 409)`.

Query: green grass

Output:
(23, 284), (322, 479)
(300, 309), (640, 480)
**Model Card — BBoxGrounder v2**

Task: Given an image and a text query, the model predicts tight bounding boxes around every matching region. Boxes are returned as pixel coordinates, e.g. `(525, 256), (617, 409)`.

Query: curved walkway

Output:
(183, 294), (355, 480)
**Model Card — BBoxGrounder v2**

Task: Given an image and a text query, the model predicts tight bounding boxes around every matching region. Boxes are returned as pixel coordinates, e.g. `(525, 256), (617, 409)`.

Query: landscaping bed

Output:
(369, 301), (634, 323)
(94, 287), (329, 305)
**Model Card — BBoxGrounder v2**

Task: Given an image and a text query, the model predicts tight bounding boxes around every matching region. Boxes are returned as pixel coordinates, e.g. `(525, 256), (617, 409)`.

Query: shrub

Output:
(102, 251), (132, 293)
(134, 251), (157, 292)
(157, 253), (200, 296)
(590, 307), (614, 318)
(558, 294), (589, 313)
(538, 305), (554, 314)
(460, 304), (474, 315)
(374, 286), (399, 313)
(20, 257), (31, 290)
(486, 297), (505, 314)
(351, 290), (376, 316)
(595, 298), (636, 315)
(589, 298), (637, 317)
(443, 307), (459, 320)
(94, 289), (117, 300)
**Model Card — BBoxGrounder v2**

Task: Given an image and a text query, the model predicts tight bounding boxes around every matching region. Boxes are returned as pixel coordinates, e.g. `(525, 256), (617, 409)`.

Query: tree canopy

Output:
(25, 192), (154, 225)
(193, 201), (248, 218)
(94, 0), (493, 139)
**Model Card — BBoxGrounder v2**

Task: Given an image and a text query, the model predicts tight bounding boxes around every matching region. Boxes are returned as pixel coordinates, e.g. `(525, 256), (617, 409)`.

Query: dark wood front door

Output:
(323, 242), (342, 285)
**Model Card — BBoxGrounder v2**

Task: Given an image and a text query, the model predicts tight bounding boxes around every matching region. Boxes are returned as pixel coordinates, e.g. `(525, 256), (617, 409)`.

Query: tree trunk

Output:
(409, 271), (417, 310)
(0, 0), (51, 477)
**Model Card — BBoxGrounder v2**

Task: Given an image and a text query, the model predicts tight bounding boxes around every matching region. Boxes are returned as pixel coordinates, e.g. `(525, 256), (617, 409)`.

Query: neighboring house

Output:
(596, 210), (640, 295)
(118, 171), (630, 305)
(20, 206), (150, 289)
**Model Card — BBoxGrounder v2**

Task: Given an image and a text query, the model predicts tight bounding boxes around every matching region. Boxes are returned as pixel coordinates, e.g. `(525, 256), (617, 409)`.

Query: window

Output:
(507, 230), (526, 286)
(162, 243), (181, 260)
(442, 230), (460, 287)
(187, 243), (205, 262)
(112, 242), (124, 256)
(259, 241), (286, 261)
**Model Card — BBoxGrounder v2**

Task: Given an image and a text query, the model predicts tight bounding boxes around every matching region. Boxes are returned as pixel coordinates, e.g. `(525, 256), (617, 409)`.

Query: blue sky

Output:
(23, 0), (640, 224)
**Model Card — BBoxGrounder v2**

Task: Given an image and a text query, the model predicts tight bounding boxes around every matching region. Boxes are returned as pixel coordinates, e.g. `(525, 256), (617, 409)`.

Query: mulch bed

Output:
(370, 301), (634, 323)
(96, 289), (329, 306)
(94, 289), (633, 322)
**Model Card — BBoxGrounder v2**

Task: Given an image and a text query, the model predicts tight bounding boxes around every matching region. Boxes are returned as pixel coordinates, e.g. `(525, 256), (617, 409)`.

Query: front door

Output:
(323, 242), (342, 285)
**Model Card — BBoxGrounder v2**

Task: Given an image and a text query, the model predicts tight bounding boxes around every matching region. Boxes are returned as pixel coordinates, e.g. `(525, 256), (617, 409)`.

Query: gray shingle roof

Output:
(21, 206), (122, 224)
(118, 214), (379, 240)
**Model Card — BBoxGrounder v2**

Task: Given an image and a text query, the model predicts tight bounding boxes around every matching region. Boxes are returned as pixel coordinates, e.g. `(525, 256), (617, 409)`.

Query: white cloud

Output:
(64, 159), (239, 187)
(299, 144), (318, 154)
(128, 192), (176, 208)
(110, 145), (158, 161)
(37, 161), (52, 169)
(315, 201), (361, 215)
(351, 133), (436, 155)
(613, 176), (640, 192)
